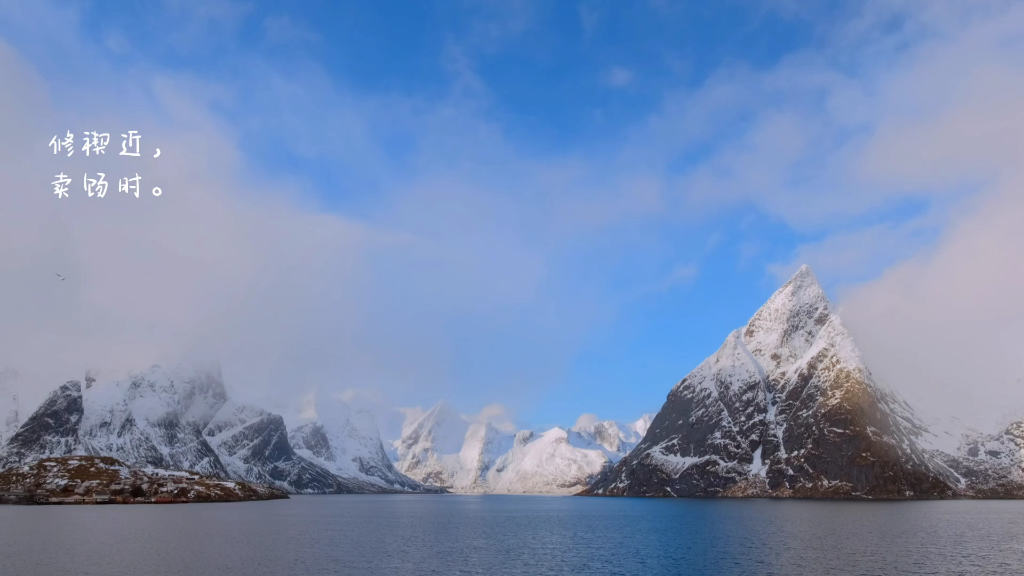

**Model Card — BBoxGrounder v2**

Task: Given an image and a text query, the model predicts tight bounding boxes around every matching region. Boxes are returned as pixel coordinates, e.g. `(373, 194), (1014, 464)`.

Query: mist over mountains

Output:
(2, 265), (1021, 498)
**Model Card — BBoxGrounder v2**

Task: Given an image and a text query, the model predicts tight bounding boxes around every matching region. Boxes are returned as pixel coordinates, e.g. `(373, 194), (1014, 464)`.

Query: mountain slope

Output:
(0, 381), (84, 470)
(584, 265), (960, 499)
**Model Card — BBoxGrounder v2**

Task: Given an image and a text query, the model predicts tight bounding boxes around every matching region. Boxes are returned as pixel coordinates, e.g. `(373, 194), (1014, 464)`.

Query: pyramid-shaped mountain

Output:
(583, 265), (960, 498)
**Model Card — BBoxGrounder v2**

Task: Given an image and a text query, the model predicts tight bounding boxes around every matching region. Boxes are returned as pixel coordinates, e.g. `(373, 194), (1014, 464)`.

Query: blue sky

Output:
(2, 0), (1023, 432)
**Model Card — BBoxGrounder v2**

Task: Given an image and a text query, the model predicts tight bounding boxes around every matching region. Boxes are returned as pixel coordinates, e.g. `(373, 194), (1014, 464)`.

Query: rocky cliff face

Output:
(0, 365), (433, 494)
(934, 421), (1024, 498)
(583, 266), (961, 499)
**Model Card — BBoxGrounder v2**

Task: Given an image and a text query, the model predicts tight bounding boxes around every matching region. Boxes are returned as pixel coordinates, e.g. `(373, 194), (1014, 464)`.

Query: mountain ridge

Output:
(0, 366), (433, 495)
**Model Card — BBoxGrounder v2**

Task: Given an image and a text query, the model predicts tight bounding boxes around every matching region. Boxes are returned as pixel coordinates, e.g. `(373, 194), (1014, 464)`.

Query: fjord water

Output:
(1, 496), (1022, 575)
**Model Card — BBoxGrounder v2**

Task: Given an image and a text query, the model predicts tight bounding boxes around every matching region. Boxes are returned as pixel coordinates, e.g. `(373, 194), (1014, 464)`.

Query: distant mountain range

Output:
(393, 400), (653, 494)
(1, 265), (1021, 498)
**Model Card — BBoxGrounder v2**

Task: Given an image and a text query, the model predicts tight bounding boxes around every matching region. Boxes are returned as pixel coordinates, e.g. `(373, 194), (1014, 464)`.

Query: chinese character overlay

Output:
(52, 173), (71, 198)
(120, 131), (141, 157)
(119, 173), (142, 198)
(84, 173), (108, 198)
(82, 132), (110, 156)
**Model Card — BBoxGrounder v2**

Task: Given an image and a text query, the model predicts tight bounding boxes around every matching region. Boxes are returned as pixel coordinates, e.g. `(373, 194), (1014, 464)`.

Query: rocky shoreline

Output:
(0, 455), (289, 505)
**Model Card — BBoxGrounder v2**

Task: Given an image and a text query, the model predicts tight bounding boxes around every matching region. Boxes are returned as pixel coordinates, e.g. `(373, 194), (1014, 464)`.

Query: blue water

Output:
(1, 495), (1022, 575)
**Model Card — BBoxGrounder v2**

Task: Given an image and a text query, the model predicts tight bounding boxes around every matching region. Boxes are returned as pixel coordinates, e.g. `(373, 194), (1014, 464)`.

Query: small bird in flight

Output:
(55, 273), (66, 281)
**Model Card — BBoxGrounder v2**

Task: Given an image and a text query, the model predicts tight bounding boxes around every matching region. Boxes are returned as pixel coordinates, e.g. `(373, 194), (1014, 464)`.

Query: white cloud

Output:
(573, 412), (600, 429)
(395, 406), (426, 438)
(602, 66), (634, 88)
(768, 215), (944, 286)
(0, 33), (567, 413)
(262, 14), (320, 45)
(841, 183), (1024, 429)
(578, 2), (604, 37)
(464, 403), (518, 433)
(666, 262), (699, 285)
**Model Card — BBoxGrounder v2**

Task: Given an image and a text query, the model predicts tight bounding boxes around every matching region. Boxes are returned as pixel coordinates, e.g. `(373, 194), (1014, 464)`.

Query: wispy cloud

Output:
(262, 14), (320, 45)
(578, 1), (604, 37)
(662, 262), (699, 289)
(602, 65), (634, 87)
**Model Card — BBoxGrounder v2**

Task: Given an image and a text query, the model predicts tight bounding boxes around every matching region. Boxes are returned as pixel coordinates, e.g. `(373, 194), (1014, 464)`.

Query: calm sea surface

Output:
(1, 495), (1022, 575)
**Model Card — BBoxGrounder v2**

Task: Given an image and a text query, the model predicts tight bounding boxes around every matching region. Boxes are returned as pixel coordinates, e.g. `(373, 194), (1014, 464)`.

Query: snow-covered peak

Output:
(570, 414), (653, 457)
(740, 264), (859, 384)
(780, 264), (827, 306)
(170, 363), (229, 429)
(422, 400), (462, 425)
(750, 265), (830, 328)
(398, 400), (469, 458)
(632, 413), (655, 437)
(83, 363), (228, 432)
(299, 392), (386, 457)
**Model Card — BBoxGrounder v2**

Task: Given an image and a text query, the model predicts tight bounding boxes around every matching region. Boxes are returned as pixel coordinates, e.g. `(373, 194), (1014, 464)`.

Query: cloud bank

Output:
(0, 0), (1022, 434)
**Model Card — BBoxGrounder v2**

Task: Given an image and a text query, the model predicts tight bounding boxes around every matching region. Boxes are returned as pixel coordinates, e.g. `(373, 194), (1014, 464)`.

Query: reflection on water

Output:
(2, 495), (1023, 575)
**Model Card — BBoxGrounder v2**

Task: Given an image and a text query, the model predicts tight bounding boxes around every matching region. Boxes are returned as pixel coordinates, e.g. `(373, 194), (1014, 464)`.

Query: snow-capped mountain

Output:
(288, 392), (430, 492)
(584, 265), (963, 498)
(0, 364), (432, 494)
(395, 401), (652, 494)
(79, 364), (229, 477)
